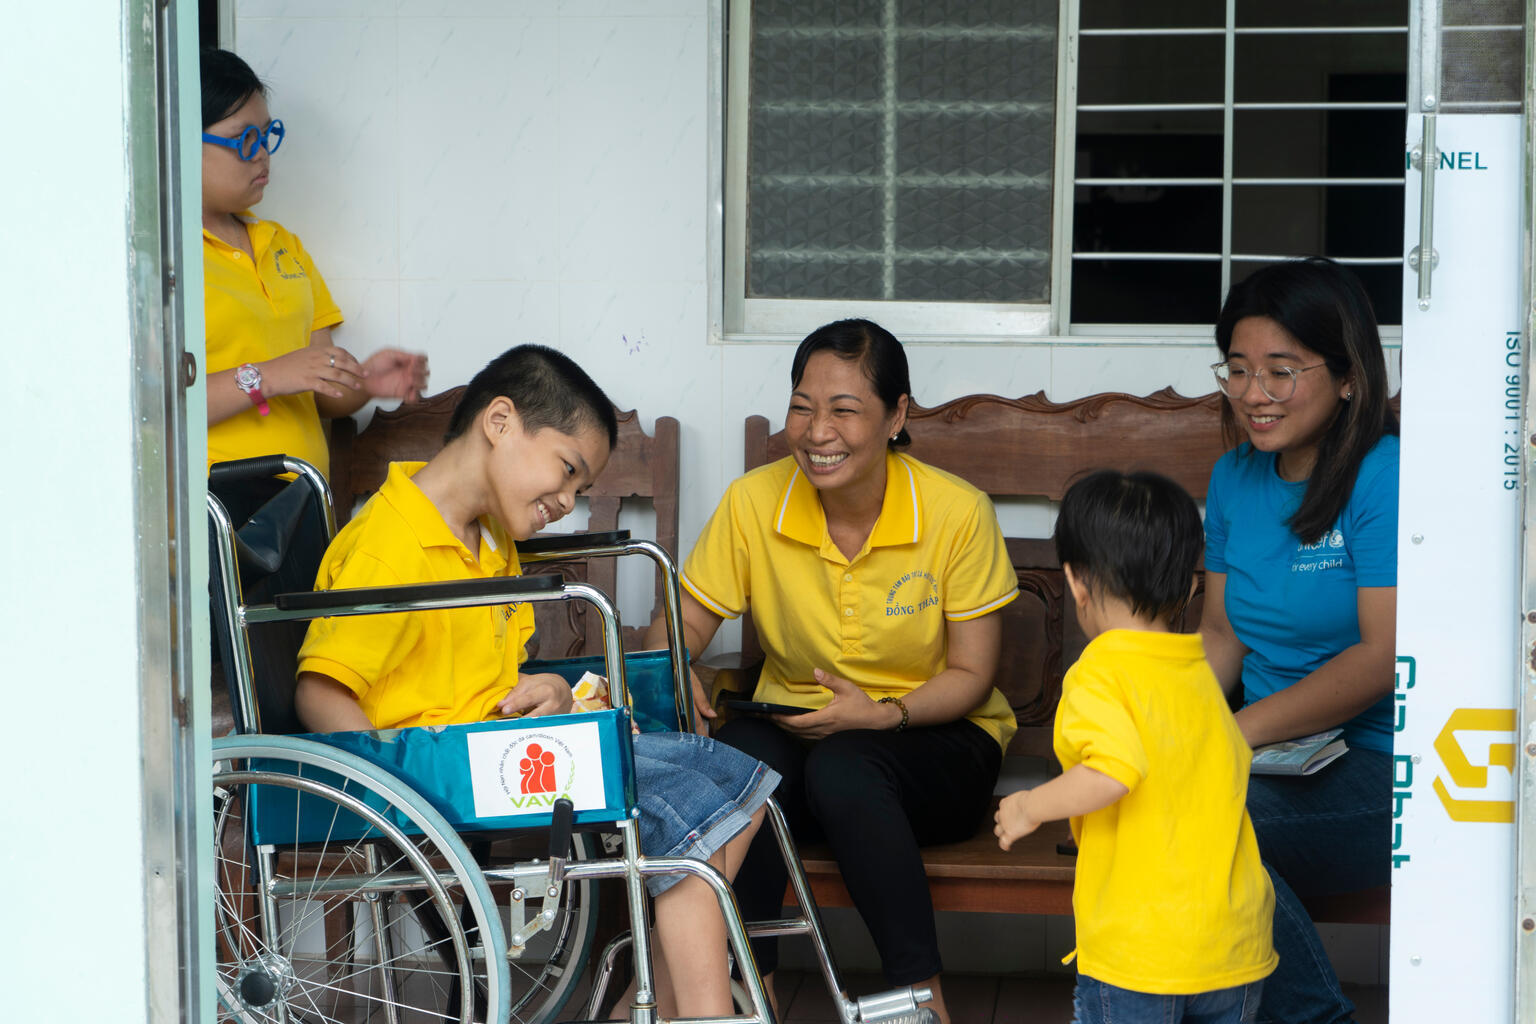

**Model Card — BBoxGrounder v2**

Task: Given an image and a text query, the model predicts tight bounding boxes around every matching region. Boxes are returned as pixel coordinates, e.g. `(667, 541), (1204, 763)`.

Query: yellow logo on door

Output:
(1433, 708), (1516, 823)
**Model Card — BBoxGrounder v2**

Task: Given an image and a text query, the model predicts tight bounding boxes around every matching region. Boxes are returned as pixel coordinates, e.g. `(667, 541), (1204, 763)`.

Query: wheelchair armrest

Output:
(516, 529), (631, 556)
(273, 574), (563, 613)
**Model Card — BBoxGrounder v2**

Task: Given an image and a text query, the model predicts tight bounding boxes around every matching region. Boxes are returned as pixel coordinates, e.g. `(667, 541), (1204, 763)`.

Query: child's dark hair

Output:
(1054, 470), (1204, 625)
(445, 344), (618, 449)
(201, 48), (267, 129)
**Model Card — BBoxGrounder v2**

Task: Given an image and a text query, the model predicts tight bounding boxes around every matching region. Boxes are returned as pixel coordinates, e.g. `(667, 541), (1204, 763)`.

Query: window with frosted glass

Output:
(745, 0), (1059, 304)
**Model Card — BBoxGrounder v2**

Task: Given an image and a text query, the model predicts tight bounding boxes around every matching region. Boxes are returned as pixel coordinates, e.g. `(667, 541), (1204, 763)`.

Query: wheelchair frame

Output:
(209, 455), (933, 1024)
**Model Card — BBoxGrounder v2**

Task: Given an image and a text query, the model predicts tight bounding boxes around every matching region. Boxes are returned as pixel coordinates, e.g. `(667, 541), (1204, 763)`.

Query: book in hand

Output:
(1250, 729), (1349, 776)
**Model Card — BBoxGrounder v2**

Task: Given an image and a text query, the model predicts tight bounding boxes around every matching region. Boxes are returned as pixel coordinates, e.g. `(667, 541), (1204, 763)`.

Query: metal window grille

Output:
(725, 1), (1434, 338)
(1068, 0), (1412, 326)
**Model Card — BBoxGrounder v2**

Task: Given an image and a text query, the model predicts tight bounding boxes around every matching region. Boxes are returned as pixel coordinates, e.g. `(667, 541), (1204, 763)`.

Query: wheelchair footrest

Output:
(856, 987), (937, 1024)
(860, 1011), (937, 1024)
(859, 1009), (938, 1024)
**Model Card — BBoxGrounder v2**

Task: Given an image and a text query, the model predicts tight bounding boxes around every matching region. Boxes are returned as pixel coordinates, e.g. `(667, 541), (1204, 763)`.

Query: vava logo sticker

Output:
(467, 720), (607, 819)
(499, 732), (578, 807)
(1433, 707), (1516, 823)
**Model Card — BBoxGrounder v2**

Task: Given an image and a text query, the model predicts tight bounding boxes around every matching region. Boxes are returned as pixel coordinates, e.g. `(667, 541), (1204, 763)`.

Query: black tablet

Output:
(722, 699), (813, 717)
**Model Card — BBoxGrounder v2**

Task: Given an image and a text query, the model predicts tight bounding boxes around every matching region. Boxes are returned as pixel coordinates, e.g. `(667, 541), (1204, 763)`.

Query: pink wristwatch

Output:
(234, 363), (270, 416)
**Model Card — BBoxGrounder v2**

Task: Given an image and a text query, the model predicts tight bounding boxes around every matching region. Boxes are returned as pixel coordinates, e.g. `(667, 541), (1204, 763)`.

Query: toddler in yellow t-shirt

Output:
(995, 471), (1276, 1024)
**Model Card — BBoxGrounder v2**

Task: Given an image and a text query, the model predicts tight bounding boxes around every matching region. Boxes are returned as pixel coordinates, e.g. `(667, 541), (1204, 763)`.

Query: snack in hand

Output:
(571, 670), (611, 712)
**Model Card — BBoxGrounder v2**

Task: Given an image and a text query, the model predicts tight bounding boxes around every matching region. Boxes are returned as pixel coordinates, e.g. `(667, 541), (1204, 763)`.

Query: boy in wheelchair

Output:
(292, 344), (780, 1017)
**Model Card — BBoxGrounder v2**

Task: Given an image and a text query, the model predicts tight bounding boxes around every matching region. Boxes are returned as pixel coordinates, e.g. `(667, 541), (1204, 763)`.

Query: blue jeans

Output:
(630, 732), (781, 896)
(1072, 976), (1263, 1024)
(1246, 748), (1391, 1024)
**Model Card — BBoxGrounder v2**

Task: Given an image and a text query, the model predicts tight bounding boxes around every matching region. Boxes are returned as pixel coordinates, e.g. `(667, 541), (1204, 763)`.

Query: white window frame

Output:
(712, 0), (1408, 347)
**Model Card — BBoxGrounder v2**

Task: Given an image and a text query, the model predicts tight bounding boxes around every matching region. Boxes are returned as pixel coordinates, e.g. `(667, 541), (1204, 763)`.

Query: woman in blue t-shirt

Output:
(1200, 258), (1398, 1024)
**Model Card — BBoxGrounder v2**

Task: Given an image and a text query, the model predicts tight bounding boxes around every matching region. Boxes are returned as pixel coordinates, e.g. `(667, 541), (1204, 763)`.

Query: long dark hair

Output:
(1215, 258), (1398, 544)
(790, 318), (913, 447)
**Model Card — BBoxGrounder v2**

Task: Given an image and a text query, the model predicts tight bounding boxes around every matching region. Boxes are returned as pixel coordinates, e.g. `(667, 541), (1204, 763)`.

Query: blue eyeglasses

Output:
(202, 119), (285, 161)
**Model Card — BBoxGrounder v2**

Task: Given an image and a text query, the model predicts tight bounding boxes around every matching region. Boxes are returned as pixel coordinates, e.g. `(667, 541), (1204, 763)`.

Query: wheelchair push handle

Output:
(209, 454), (294, 483)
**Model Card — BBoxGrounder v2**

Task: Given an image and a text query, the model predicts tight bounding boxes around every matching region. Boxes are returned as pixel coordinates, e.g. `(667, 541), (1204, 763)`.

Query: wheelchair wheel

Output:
(213, 735), (510, 1024)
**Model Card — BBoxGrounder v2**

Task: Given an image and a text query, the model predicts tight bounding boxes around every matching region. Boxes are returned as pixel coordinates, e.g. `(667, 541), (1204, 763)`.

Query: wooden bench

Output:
(326, 387), (1389, 929)
(328, 389), (680, 658)
(720, 388), (1390, 927)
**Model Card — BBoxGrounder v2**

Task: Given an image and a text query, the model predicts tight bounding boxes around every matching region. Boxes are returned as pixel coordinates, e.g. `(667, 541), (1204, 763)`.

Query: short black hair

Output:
(790, 318), (914, 448)
(1053, 470), (1204, 625)
(201, 48), (267, 130)
(445, 344), (619, 449)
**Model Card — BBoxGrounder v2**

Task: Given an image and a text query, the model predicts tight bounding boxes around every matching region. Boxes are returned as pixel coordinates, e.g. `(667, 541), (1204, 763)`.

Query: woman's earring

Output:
(1343, 391), (1354, 401)
(890, 432), (900, 441)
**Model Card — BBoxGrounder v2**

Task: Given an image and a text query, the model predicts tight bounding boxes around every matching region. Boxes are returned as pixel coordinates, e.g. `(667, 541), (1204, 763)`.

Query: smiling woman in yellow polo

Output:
(682, 450), (1018, 749)
(646, 319), (1015, 1022)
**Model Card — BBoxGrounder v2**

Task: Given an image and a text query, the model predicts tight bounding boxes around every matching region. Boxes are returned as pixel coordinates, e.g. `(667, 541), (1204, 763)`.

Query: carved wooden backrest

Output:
(744, 389), (1227, 757)
(329, 388), (680, 658)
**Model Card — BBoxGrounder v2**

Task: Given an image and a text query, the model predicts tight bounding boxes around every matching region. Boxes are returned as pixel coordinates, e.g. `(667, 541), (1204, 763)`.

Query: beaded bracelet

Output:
(878, 695), (909, 732)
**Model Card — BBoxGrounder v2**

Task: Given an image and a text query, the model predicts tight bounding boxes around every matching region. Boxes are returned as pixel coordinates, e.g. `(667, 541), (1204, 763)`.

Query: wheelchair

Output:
(208, 455), (937, 1024)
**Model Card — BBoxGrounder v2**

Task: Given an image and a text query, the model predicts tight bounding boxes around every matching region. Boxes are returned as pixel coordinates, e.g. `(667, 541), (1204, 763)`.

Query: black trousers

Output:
(715, 715), (1001, 986)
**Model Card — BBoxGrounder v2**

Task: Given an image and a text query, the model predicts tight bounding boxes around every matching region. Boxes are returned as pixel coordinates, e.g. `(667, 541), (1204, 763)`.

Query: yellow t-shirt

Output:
(296, 461), (538, 729)
(682, 452), (1019, 750)
(1056, 629), (1277, 994)
(204, 215), (343, 476)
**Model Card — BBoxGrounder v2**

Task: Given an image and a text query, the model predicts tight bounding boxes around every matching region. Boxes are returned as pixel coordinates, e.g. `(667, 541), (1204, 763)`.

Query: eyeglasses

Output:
(202, 119), (285, 161)
(1211, 361), (1329, 403)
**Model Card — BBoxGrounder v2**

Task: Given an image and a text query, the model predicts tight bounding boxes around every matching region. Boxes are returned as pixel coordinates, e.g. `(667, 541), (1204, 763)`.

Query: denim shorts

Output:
(1072, 975), (1264, 1024)
(632, 731), (781, 896)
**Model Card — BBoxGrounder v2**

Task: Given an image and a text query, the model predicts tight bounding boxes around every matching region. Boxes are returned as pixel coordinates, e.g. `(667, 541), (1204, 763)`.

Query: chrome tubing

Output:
(281, 456), (338, 539)
(362, 844), (402, 1024)
(207, 493), (261, 734)
(767, 799), (858, 1024)
(560, 845), (776, 1024)
(520, 537), (695, 731)
(240, 579), (631, 720)
(618, 819), (657, 1024)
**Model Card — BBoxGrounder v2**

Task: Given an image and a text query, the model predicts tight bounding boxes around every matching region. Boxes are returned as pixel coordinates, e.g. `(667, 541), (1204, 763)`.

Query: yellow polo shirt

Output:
(683, 453), (1019, 750)
(296, 461), (537, 729)
(204, 214), (343, 476)
(1057, 630), (1276, 993)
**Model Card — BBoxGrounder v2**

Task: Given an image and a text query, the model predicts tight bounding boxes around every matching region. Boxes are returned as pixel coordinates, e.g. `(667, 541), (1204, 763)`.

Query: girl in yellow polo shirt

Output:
(646, 319), (1018, 1024)
(201, 49), (427, 505)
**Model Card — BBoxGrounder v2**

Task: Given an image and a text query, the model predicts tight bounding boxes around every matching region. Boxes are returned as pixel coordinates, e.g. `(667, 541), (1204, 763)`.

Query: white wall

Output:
(232, 1), (1400, 621)
(0, 5), (150, 1020)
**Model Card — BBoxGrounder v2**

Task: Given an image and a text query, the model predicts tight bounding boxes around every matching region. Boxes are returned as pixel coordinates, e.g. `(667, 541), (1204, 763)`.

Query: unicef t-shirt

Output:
(1204, 435), (1399, 753)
